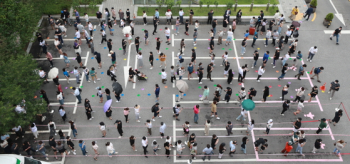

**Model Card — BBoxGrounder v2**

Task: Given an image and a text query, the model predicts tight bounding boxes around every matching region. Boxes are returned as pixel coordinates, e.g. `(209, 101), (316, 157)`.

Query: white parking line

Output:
(9, 129), (70, 134)
(175, 159), (257, 163)
(175, 128), (320, 131)
(47, 78), (81, 81)
(177, 100), (317, 104)
(181, 57), (297, 59)
(179, 77), (308, 80)
(49, 102), (77, 106)
(34, 57), (86, 60)
(73, 51), (89, 114)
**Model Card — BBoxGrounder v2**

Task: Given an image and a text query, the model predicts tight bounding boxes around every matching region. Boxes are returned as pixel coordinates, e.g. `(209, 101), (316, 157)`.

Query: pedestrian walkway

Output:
(279, 0), (308, 22)
(103, 0), (134, 20)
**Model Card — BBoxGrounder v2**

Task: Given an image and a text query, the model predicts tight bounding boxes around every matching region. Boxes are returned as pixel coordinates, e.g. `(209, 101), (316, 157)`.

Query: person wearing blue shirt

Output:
(262, 51), (269, 66)
(295, 64), (307, 80)
(244, 30), (249, 39)
(155, 9), (159, 19)
(202, 144), (213, 161)
(155, 84), (160, 102)
(79, 140), (87, 156)
(62, 68), (70, 83)
(187, 63), (193, 80)
(229, 140), (237, 157)
(304, 7), (313, 21)
(251, 30), (259, 47)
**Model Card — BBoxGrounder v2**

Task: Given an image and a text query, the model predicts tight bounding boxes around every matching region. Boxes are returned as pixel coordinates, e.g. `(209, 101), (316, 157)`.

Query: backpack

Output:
(151, 105), (156, 112)
(314, 67), (321, 74)
(107, 69), (111, 76)
(78, 88), (82, 93)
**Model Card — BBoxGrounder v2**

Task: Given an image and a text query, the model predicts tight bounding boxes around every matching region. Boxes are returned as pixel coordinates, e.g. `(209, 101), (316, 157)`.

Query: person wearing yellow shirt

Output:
(289, 6), (299, 21)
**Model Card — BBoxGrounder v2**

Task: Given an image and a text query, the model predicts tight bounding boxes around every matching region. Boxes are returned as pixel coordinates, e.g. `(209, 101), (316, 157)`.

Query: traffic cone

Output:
(309, 67), (314, 75)
(320, 83), (326, 93)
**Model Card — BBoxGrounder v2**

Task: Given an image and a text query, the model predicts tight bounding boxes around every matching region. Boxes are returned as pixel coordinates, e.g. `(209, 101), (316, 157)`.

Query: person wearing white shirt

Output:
(59, 106), (66, 122)
(225, 29), (233, 46)
(165, 9), (172, 25)
(75, 29), (81, 40)
(15, 105), (26, 114)
(159, 122), (166, 139)
(238, 87), (246, 104)
(12, 125), (24, 140)
(92, 141), (99, 160)
(257, 66), (265, 82)
(164, 27), (171, 45)
(59, 24), (67, 37)
(274, 10), (280, 25)
(284, 29), (292, 44)
(265, 29), (271, 47)
(88, 22), (93, 36)
(142, 11), (147, 25)
(246, 120), (255, 135)
(272, 30), (279, 46)
(134, 105), (141, 122)
(71, 87), (82, 104)
(84, 13), (89, 26)
(221, 51), (229, 66)
(161, 69), (167, 84)
(100, 122), (106, 137)
(48, 121), (57, 136)
(83, 29), (90, 44)
(39, 69), (49, 83)
(73, 66), (80, 84)
(236, 108), (248, 121)
(30, 123), (38, 139)
(57, 91), (64, 105)
(179, 9), (184, 24)
(137, 52), (143, 68)
(238, 66), (244, 83)
(282, 52), (291, 66)
(307, 46), (318, 62)
(141, 136), (148, 158)
(106, 142), (117, 157)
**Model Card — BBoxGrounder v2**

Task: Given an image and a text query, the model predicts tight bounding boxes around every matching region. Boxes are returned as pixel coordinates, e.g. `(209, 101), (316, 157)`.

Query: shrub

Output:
(206, 0), (211, 8)
(199, 0), (203, 8)
(176, 0), (182, 8)
(310, 0), (317, 7)
(226, 2), (233, 9)
(214, 0), (219, 8)
(325, 13), (334, 21)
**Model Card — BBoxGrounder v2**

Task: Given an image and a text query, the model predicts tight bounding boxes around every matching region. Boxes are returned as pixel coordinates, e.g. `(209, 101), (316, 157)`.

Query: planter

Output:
(323, 19), (331, 28)
(305, 0), (311, 3)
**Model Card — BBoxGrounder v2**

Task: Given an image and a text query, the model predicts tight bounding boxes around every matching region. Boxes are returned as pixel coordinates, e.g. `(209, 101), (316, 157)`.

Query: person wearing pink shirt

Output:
(193, 104), (200, 124)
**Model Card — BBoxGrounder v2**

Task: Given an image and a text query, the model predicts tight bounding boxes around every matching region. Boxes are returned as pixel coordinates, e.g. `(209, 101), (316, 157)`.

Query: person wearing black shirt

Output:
(61, 9), (71, 25)
(135, 37), (140, 53)
(255, 16), (262, 29)
(269, 19), (275, 31)
(207, 10), (214, 24)
(189, 9), (194, 25)
(107, 39), (113, 52)
(191, 49), (196, 65)
(198, 62), (204, 84)
(122, 39), (127, 55)
(49, 136), (58, 159)
(66, 136), (77, 154)
(156, 38), (161, 54)
(22, 141), (36, 157)
(110, 51), (116, 66)
(149, 52), (154, 69)
(94, 52), (102, 69)
(254, 138), (267, 151)
(76, 52), (83, 67)
(278, 63), (288, 80)
(280, 100), (290, 116)
(248, 88), (257, 100)
(207, 63), (214, 82)
(260, 10), (264, 19)
(212, 19), (217, 36)
(126, 9), (130, 23)
(292, 118), (302, 133)
(236, 9), (242, 24)
(224, 87), (232, 103)
(312, 139), (322, 153)
(114, 120), (123, 138)
(209, 39), (214, 54)
(153, 17), (159, 35)
(96, 11), (102, 25)
(107, 19), (113, 35)
(330, 27), (342, 45)
(164, 142), (170, 158)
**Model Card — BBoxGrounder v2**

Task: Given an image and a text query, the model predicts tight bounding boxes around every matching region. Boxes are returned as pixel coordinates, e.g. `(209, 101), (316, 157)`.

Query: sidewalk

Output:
(279, 0), (308, 22)
(102, 0), (135, 19)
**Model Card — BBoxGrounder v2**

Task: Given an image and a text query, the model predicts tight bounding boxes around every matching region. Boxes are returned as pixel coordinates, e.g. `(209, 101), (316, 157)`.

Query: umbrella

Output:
(48, 67), (59, 79)
(292, 21), (301, 27)
(103, 99), (112, 112)
(176, 80), (189, 93)
(122, 26), (131, 35)
(112, 82), (123, 95)
(242, 99), (255, 111)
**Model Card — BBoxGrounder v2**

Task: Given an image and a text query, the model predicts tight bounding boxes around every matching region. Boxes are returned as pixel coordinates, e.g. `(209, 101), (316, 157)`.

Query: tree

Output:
(199, 0), (203, 8)
(176, 0), (182, 8)
(165, 0), (175, 9)
(156, 0), (163, 9)
(89, 0), (98, 12)
(206, 0), (212, 8)
(214, 0), (219, 9)
(0, 0), (48, 134)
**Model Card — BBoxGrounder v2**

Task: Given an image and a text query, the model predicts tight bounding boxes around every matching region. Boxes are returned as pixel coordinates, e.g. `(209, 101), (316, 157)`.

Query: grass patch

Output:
(41, 0), (73, 15)
(216, 0), (279, 4)
(76, 7), (100, 16)
(80, 0), (104, 4)
(138, 7), (275, 16)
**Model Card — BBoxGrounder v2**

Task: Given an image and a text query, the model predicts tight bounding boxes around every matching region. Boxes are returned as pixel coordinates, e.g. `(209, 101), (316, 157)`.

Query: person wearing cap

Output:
(330, 27), (342, 45)
(329, 80), (340, 100)
(281, 141), (294, 156)
(308, 85), (318, 102)
(316, 118), (328, 134)
(248, 88), (256, 100)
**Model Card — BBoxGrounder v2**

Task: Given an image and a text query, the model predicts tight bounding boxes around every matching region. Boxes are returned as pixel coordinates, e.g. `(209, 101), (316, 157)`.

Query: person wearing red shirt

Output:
(281, 141), (293, 156)
(193, 104), (200, 124)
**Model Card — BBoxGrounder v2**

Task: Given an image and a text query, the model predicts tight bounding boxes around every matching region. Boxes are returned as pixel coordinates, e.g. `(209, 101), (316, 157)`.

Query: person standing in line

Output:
(48, 121), (57, 136)
(204, 120), (211, 136)
(241, 137), (249, 154)
(66, 136), (77, 155)
(236, 108), (248, 122)
(248, 88), (257, 100)
(161, 69), (167, 84)
(281, 141), (294, 156)
(107, 39), (113, 52)
(251, 30), (258, 48)
(48, 136), (58, 159)
(295, 64), (306, 80)
(246, 120), (255, 136)
(280, 84), (289, 101)
(329, 80), (340, 100)
(278, 63), (289, 80)
(217, 29), (224, 45)
(99, 122), (107, 137)
(152, 16), (159, 35)
(114, 120), (123, 138)
(142, 11), (147, 25)
(176, 140), (185, 158)
(207, 63), (214, 82)
(223, 87), (232, 103)
(202, 144), (213, 161)
(92, 141), (99, 160)
(209, 38), (214, 54)
(308, 85), (319, 102)
(141, 136), (149, 158)
(229, 140), (237, 157)
(84, 98), (94, 121)
(170, 66), (176, 83)
(151, 103), (163, 121)
(241, 38), (247, 55)
(257, 65), (265, 82)
(73, 67), (81, 84)
(271, 48), (280, 68)
(263, 119), (273, 134)
(251, 50), (259, 69)
(159, 52), (167, 68)
(310, 66), (324, 83)
(265, 29), (271, 47)
(179, 9), (184, 24)
(58, 106), (66, 122)
(316, 118), (328, 134)
(330, 26), (342, 45)
(331, 109), (343, 126)
(200, 86), (210, 101)
(184, 20), (190, 36)
(123, 107), (130, 123)
(293, 100), (304, 115)
(280, 100), (290, 116)
(37, 141), (49, 160)
(146, 120), (152, 135)
(238, 87), (246, 104)
(152, 140), (160, 155)
(134, 104), (141, 122)
(190, 142), (198, 159)
(78, 140), (87, 156)
(149, 52), (154, 69)
(307, 46), (318, 63)
(129, 135), (137, 151)
(173, 104), (183, 121)
(295, 138), (306, 156)
(30, 123), (39, 139)
(198, 62), (204, 84)
(210, 101), (220, 119)
(333, 140), (347, 157)
(312, 139), (322, 153)
(164, 139), (171, 159)
(217, 143), (226, 159)
(207, 10), (214, 24)
(193, 104), (200, 124)
(262, 86), (269, 102)
(106, 142), (118, 158)
(159, 122), (166, 139)
(226, 121), (233, 136)
(136, 51), (143, 68)
(154, 84), (160, 102)
(211, 134), (219, 150)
